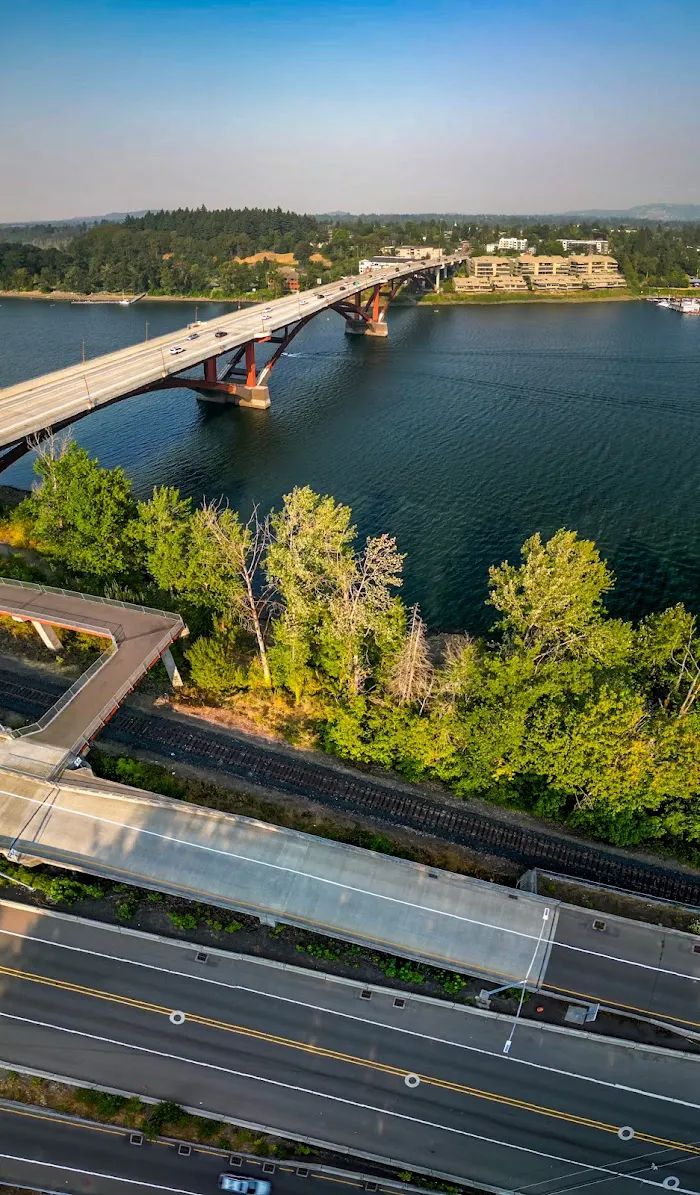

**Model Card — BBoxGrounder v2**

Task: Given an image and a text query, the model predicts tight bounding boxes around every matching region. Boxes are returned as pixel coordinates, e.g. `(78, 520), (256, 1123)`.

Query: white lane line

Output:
(0, 1010), (696, 1194)
(1, 924), (699, 1111)
(0, 1154), (207, 1194)
(0, 787), (550, 942)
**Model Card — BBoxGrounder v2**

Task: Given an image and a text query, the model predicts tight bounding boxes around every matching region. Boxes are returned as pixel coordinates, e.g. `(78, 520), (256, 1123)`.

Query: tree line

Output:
(5, 442), (699, 859)
(1, 208), (698, 296)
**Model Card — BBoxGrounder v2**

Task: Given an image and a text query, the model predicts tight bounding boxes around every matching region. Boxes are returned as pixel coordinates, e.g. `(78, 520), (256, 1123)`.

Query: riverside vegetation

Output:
(2, 440), (700, 858)
(1, 208), (699, 297)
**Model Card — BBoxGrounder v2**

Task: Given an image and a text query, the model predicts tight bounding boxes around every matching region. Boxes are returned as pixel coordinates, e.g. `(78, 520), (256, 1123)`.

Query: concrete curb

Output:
(0, 1070), (510, 1195)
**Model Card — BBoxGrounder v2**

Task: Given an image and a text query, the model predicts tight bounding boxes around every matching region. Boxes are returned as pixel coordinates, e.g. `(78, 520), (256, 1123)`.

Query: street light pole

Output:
(81, 339), (86, 363)
(502, 906), (550, 1055)
(145, 321), (149, 341)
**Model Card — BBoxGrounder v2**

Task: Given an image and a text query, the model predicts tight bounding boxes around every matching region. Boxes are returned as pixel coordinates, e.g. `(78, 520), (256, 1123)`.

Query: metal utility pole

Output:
(145, 321), (149, 341)
(81, 339), (86, 363)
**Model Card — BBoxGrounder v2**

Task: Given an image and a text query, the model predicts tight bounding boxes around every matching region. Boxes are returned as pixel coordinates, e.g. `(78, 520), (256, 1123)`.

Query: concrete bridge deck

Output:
(0, 254), (466, 463)
(0, 580), (185, 775)
(0, 767), (556, 985)
(0, 767), (698, 1029)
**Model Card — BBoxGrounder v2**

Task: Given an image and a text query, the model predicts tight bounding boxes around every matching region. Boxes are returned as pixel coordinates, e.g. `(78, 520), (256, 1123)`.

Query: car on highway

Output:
(218, 1177), (271, 1195)
(169, 345), (184, 354)
(315, 292), (324, 298)
(187, 332), (199, 340)
(339, 285), (346, 290)
(214, 330), (228, 338)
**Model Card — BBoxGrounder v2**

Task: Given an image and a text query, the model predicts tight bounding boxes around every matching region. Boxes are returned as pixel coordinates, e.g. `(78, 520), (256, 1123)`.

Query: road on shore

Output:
(0, 1099), (401, 1195)
(0, 901), (699, 1195)
(0, 1101), (398, 1195)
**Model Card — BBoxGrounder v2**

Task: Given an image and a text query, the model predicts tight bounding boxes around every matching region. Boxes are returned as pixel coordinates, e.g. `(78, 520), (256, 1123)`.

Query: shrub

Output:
(167, 911), (199, 931)
(186, 632), (248, 695)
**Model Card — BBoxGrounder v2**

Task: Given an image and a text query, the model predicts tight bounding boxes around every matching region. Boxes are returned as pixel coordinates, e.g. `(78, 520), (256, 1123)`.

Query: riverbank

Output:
(0, 289), (258, 304)
(419, 289), (642, 306)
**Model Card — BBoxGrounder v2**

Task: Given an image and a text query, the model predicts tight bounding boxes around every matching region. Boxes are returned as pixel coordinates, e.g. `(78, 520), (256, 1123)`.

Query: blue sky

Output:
(1, 0), (698, 220)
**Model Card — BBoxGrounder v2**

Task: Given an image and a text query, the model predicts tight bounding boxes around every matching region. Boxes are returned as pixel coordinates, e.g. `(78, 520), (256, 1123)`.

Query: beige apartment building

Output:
(468, 256), (517, 278)
(380, 244), (444, 260)
(568, 255), (626, 286)
(454, 275), (492, 292)
(457, 252), (625, 293)
(517, 254), (571, 277)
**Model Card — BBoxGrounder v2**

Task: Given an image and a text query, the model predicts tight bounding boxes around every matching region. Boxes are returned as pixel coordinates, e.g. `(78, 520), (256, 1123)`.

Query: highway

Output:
(0, 1102), (402, 1195)
(1, 902), (700, 1195)
(0, 256), (465, 451)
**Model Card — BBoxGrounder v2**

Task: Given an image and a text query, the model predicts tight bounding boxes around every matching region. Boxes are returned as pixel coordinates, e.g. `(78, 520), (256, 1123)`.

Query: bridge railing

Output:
(11, 626), (118, 741)
(0, 576), (184, 626)
(64, 623), (182, 755)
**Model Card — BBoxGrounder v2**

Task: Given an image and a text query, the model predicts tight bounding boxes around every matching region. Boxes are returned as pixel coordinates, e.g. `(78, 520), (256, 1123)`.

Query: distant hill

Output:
(560, 204), (700, 222)
(318, 205), (700, 224)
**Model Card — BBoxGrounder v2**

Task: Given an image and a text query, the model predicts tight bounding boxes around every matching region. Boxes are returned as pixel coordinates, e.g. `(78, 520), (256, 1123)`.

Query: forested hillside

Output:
(0, 207), (698, 296)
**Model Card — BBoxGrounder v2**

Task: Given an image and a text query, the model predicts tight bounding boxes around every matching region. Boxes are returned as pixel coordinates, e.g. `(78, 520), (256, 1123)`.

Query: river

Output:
(0, 295), (698, 632)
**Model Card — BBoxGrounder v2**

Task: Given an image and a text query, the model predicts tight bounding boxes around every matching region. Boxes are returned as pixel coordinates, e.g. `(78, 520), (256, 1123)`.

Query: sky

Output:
(1, 0), (699, 221)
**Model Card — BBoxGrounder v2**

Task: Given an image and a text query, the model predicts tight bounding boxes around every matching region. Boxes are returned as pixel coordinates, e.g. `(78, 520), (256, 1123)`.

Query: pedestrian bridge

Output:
(0, 254), (466, 472)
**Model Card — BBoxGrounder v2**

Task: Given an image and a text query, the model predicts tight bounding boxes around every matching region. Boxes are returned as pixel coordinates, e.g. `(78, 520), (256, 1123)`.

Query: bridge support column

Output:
(198, 347), (271, 408)
(31, 621), (62, 652)
(161, 646), (183, 689)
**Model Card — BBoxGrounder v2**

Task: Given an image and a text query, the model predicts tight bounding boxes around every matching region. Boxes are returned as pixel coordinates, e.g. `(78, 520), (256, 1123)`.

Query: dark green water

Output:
(0, 296), (698, 631)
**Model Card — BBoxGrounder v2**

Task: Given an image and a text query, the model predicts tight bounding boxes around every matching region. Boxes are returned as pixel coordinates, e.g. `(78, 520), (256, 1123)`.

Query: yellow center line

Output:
(1, 962), (697, 1157)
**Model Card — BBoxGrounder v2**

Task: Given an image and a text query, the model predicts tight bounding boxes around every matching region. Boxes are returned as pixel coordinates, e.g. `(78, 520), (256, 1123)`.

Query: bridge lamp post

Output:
(502, 905), (550, 1056)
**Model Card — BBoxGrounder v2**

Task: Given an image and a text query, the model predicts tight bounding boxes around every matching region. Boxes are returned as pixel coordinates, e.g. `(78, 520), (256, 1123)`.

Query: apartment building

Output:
(559, 237), (609, 253)
(380, 245), (444, 260)
(568, 255), (625, 284)
(454, 275), (492, 292)
(517, 254), (571, 277)
(469, 256), (517, 278)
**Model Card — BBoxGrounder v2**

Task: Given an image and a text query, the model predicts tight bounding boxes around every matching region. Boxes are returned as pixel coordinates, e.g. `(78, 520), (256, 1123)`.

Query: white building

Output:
(559, 238), (610, 254)
(486, 237), (529, 253)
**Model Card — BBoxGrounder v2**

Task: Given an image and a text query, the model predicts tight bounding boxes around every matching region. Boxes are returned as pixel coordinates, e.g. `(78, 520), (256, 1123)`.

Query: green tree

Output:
(24, 441), (140, 578)
(487, 529), (615, 663)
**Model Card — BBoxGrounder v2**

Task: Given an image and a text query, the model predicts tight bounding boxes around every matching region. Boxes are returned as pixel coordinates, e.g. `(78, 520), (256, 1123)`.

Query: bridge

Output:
(0, 253), (466, 472)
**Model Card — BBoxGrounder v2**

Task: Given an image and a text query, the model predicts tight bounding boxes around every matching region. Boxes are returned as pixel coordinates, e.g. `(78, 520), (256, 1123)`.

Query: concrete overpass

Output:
(0, 579), (186, 779)
(0, 254), (466, 472)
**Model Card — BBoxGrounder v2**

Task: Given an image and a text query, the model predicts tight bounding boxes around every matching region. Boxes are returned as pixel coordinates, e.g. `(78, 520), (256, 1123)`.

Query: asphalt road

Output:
(0, 1102), (394, 1195)
(1, 902), (700, 1195)
(0, 256), (464, 449)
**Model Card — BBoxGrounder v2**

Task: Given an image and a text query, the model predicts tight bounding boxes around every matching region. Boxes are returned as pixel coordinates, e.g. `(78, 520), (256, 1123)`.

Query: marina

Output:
(647, 295), (700, 313)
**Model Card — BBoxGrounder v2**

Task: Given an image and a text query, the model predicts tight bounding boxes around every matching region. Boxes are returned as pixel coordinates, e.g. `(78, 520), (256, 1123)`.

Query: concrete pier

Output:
(197, 383), (271, 409)
(344, 319), (388, 337)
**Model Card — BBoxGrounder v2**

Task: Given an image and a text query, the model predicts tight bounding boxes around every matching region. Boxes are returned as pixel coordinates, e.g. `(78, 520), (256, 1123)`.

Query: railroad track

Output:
(1, 666), (699, 907)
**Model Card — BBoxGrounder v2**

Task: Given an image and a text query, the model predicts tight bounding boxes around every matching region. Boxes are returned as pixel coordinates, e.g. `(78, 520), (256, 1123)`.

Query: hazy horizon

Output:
(2, 0), (698, 224)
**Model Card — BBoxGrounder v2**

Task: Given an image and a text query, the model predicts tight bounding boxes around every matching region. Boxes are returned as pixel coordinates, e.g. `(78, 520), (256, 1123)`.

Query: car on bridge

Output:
(214, 330), (228, 338)
(169, 346), (184, 355)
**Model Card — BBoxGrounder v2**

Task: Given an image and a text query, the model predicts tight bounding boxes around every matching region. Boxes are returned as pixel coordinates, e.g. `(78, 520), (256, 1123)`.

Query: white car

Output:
(169, 346), (184, 355)
(218, 1178), (271, 1195)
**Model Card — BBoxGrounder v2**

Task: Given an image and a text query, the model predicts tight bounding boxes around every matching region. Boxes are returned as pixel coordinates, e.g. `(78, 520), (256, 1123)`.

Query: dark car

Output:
(215, 330), (228, 338)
